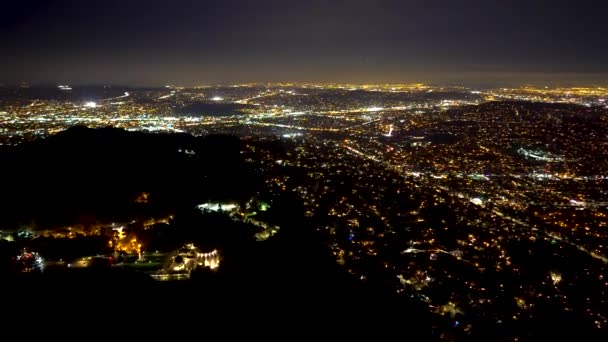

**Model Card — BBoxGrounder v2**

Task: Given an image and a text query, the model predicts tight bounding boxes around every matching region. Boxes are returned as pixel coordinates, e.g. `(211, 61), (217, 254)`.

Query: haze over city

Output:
(2, 0), (608, 86)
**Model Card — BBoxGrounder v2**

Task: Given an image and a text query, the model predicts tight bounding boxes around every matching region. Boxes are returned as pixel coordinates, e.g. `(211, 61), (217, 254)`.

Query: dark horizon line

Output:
(2, 81), (608, 90)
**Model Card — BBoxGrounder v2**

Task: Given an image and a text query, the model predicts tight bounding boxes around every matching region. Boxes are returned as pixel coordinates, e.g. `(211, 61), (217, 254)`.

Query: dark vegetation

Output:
(0, 126), (253, 228)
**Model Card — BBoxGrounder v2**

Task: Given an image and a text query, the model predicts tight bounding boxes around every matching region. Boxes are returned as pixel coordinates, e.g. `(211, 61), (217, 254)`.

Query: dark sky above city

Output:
(1, 0), (607, 86)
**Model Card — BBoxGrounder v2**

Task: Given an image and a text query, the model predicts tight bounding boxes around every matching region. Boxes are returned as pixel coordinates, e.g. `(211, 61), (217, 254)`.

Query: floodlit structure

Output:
(197, 202), (238, 213)
(151, 244), (220, 281)
(15, 250), (45, 273)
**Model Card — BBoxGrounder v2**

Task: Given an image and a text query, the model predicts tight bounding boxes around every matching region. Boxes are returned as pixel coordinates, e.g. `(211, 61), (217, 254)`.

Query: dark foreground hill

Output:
(0, 126), (256, 228)
(1, 127), (432, 339)
(7, 253), (431, 339)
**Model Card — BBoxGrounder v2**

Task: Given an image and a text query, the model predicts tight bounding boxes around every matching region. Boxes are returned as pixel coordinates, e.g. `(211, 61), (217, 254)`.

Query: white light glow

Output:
(470, 198), (484, 206)
(197, 202), (238, 212)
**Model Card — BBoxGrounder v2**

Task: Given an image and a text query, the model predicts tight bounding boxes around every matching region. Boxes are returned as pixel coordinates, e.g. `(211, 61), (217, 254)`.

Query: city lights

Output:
(2, 83), (608, 337)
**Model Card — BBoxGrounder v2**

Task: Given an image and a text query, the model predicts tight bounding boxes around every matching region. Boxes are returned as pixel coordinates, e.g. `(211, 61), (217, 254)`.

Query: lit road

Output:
(100, 92), (130, 102)
(492, 209), (608, 264)
(340, 137), (608, 266)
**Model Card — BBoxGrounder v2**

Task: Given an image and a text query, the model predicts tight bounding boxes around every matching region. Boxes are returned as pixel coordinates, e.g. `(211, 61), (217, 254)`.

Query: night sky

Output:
(2, 0), (607, 86)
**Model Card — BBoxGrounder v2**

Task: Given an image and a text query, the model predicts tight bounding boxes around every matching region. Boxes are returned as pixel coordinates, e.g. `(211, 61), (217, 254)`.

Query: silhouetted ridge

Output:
(0, 126), (254, 228)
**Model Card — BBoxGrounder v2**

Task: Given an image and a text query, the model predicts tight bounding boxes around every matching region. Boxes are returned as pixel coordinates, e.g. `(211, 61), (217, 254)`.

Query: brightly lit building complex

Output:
(15, 249), (45, 273)
(151, 244), (220, 281)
